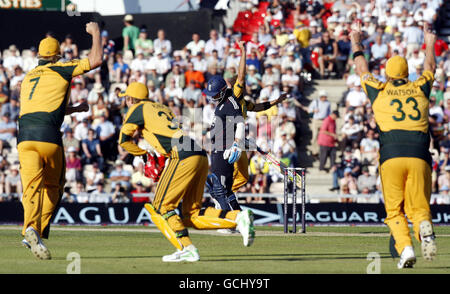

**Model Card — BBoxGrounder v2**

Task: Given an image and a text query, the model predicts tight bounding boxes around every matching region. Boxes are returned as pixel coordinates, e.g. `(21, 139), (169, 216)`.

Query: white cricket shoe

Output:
(22, 238), (31, 249)
(24, 227), (51, 260)
(236, 209), (255, 247)
(217, 228), (239, 234)
(162, 245), (200, 262)
(419, 220), (437, 261)
(397, 246), (416, 269)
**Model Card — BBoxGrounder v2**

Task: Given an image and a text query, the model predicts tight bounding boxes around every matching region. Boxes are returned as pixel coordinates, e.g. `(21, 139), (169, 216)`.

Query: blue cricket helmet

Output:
(203, 75), (227, 101)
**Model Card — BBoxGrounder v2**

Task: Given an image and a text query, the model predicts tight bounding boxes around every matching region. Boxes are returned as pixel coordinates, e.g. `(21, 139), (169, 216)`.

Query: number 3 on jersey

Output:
(390, 97), (421, 122)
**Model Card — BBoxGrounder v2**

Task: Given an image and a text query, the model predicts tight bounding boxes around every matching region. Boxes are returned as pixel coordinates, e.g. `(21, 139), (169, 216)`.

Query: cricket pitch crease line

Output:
(1, 226), (450, 237)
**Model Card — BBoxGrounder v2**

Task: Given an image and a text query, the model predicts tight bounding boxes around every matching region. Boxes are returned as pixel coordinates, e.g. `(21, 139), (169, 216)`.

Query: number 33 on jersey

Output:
(361, 71), (434, 134)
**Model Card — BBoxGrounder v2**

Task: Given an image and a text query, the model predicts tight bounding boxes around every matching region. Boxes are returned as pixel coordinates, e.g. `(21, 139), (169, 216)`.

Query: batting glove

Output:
(223, 142), (242, 164)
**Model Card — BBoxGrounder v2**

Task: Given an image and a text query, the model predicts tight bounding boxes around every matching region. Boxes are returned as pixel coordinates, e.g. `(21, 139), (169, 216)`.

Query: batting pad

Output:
(188, 216), (237, 230)
(144, 203), (183, 250)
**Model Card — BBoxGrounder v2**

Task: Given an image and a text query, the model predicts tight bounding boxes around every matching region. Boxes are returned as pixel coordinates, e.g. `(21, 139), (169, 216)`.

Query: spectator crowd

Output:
(0, 0), (449, 205)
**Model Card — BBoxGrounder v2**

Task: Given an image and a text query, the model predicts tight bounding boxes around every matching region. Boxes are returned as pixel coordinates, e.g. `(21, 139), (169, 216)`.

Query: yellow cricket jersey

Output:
(18, 58), (91, 146)
(231, 81), (255, 119)
(119, 101), (206, 159)
(360, 71), (434, 166)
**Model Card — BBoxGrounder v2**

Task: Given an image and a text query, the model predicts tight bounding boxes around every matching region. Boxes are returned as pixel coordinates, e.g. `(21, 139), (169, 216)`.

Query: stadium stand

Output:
(0, 0), (449, 205)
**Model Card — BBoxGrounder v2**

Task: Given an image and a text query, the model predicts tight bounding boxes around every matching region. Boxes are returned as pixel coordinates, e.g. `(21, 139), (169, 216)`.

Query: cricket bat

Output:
(255, 146), (303, 187)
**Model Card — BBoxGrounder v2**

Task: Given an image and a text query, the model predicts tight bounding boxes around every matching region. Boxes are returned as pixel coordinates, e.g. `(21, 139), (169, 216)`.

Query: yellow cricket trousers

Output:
(18, 141), (65, 239)
(380, 157), (432, 254)
(152, 154), (239, 247)
(232, 151), (249, 192)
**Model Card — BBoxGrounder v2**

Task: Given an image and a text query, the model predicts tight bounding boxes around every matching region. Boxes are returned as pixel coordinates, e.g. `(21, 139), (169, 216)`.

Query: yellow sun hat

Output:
(119, 82), (149, 100)
(38, 37), (60, 57)
(385, 55), (409, 79)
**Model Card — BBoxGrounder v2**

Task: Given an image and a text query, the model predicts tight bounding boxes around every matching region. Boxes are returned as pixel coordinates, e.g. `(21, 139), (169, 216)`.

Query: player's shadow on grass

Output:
(205, 253), (392, 262)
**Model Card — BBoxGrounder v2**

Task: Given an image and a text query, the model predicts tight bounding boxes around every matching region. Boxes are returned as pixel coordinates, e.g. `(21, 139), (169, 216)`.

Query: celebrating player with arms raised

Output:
(350, 21), (437, 269)
(19, 22), (102, 260)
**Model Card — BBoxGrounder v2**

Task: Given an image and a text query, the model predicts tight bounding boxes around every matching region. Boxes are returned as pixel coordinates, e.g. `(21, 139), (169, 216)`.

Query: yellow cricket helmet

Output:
(385, 55), (409, 79)
(38, 37), (60, 58)
(119, 82), (149, 100)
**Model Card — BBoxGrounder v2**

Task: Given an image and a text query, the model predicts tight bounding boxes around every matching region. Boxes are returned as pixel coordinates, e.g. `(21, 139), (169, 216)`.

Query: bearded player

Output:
(351, 21), (437, 269)
(118, 82), (255, 262)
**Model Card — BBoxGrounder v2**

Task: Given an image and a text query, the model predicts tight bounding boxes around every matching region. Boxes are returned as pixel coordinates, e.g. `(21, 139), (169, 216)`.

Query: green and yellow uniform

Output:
(360, 69), (434, 254)
(18, 57), (91, 238)
(119, 85), (240, 249)
(232, 81), (252, 192)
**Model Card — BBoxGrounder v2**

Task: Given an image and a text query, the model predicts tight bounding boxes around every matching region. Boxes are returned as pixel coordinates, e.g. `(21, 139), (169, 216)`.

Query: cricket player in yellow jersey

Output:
(118, 82), (255, 262)
(350, 21), (437, 269)
(18, 22), (103, 260)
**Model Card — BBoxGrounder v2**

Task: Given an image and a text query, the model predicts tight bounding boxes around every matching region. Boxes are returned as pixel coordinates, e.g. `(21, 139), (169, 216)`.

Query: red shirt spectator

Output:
(246, 32), (266, 57)
(318, 112), (338, 147)
(421, 39), (449, 58)
(131, 182), (150, 203)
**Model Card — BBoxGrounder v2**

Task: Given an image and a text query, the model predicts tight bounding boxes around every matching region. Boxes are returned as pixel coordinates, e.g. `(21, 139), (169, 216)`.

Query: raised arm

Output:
(252, 92), (288, 112)
(236, 41), (246, 85)
(349, 21), (369, 77)
(423, 22), (437, 74)
(86, 22), (103, 69)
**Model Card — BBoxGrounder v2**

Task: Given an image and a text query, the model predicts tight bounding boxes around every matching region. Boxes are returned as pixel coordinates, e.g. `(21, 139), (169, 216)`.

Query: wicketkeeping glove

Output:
(144, 153), (166, 182)
(223, 142), (242, 164)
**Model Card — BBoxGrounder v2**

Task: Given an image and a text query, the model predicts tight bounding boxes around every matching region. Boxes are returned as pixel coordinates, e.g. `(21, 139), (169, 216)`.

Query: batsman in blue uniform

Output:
(203, 41), (247, 211)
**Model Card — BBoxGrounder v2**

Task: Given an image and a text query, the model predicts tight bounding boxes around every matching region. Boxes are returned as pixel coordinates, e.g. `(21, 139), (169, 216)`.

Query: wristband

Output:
(353, 51), (364, 59)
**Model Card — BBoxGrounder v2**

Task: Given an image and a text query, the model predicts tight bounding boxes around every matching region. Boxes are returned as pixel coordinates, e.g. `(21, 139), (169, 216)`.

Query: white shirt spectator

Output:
(165, 86), (183, 104)
(389, 39), (407, 57)
(261, 68), (280, 87)
(403, 25), (424, 45)
(281, 56), (302, 73)
(74, 121), (89, 141)
(3, 55), (23, 73)
(204, 37), (228, 58)
(273, 138), (296, 155)
(281, 72), (299, 87)
(407, 52), (425, 74)
(341, 121), (363, 137)
(9, 73), (25, 89)
(191, 56), (208, 72)
(360, 137), (380, 153)
(414, 5), (437, 23)
(346, 73), (360, 87)
(225, 53), (240, 70)
(430, 103), (444, 123)
(22, 56), (38, 72)
(148, 55), (171, 75)
(186, 39), (206, 56)
(259, 86), (280, 102)
(97, 119), (115, 139)
(346, 88), (367, 108)
(278, 104), (297, 121)
(153, 39), (172, 56)
(130, 56), (148, 72)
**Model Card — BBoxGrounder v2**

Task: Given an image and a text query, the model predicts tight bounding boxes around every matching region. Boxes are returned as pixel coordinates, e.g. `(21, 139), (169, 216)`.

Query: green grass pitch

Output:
(1, 225), (449, 274)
